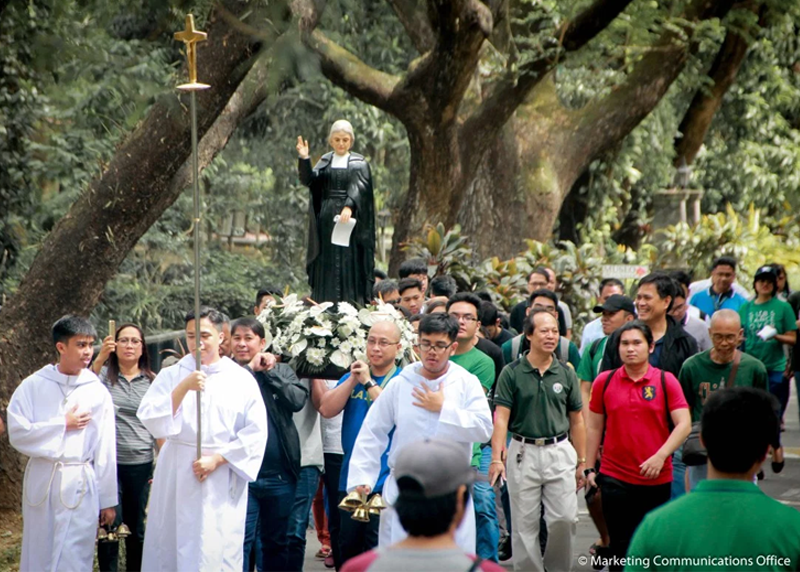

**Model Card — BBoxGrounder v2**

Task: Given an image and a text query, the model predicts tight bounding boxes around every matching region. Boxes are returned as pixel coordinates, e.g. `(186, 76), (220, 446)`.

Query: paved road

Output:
(304, 390), (800, 571)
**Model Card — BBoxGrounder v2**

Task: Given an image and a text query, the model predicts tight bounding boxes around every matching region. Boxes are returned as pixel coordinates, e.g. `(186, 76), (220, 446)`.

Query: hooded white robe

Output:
(347, 361), (493, 553)
(137, 355), (267, 572)
(8, 365), (117, 572)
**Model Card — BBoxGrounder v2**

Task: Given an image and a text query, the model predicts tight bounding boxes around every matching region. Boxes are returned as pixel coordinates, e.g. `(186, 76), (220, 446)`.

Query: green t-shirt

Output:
(678, 350), (769, 422)
(626, 480), (800, 572)
(494, 355), (582, 438)
(740, 297), (797, 372)
(577, 337), (608, 383)
(451, 347), (495, 467)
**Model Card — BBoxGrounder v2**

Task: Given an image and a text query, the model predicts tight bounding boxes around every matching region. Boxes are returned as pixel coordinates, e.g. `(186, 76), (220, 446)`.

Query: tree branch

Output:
(674, 1), (762, 165)
(306, 29), (402, 114)
(387, 0), (435, 53)
(461, 0), (635, 160)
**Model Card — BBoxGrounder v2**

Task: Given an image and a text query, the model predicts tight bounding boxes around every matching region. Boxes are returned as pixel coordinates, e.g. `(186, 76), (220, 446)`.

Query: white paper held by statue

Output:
(332, 215), (357, 247)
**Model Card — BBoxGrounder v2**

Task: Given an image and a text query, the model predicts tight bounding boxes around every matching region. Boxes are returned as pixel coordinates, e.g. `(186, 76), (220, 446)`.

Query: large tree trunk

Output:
(0, 2), (287, 509)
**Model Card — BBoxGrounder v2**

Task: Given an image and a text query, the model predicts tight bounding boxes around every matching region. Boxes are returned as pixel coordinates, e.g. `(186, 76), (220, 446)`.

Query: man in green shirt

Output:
(489, 309), (585, 572)
(626, 387), (800, 572)
(501, 289), (580, 369)
(446, 292), (497, 562)
(679, 309), (769, 489)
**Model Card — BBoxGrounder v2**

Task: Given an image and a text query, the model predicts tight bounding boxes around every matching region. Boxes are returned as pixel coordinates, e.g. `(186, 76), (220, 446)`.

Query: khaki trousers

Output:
(507, 438), (578, 572)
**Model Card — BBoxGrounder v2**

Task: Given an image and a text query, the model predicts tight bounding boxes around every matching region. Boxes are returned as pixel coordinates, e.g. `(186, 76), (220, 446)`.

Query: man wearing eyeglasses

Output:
(446, 292), (499, 562)
(678, 309), (769, 489)
(347, 313), (493, 554)
(314, 321), (403, 565)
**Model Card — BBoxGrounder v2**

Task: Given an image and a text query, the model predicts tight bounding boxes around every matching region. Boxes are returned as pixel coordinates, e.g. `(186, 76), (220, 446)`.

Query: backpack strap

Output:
(511, 335), (521, 360)
(660, 369), (674, 433)
(558, 337), (569, 365)
(601, 368), (617, 418)
(467, 556), (484, 572)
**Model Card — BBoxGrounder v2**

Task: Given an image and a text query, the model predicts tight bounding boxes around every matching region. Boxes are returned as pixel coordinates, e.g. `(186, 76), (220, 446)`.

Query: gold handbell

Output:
(366, 494), (387, 516)
(352, 506), (371, 522)
(96, 527), (109, 542)
(338, 491), (366, 512)
(106, 532), (118, 543)
(116, 523), (131, 539)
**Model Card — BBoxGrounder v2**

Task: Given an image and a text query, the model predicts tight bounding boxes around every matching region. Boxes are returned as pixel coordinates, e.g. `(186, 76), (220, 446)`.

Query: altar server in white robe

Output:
(137, 306), (268, 572)
(347, 313), (493, 553)
(8, 315), (117, 572)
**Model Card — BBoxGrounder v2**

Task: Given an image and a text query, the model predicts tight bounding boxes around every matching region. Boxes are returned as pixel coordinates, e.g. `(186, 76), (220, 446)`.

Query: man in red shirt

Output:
(584, 321), (691, 571)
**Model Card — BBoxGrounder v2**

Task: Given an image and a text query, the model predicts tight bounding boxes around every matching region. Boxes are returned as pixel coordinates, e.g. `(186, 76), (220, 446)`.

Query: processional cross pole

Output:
(175, 14), (210, 460)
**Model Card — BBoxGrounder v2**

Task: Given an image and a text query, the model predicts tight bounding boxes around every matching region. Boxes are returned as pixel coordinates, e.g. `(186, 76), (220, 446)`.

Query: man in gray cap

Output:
(341, 439), (504, 572)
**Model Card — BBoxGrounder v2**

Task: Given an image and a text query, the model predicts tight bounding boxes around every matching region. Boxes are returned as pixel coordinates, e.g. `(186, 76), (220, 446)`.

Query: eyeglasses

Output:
(711, 334), (738, 343)
(117, 338), (143, 346)
(448, 313), (477, 323)
(367, 338), (400, 348)
(416, 341), (455, 352)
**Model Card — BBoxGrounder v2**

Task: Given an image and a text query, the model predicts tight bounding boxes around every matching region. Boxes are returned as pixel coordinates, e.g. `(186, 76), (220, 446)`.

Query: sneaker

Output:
(324, 555), (335, 568)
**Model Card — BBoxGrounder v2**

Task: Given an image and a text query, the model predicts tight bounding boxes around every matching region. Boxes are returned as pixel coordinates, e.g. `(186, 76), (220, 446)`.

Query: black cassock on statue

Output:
(299, 152), (375, 305)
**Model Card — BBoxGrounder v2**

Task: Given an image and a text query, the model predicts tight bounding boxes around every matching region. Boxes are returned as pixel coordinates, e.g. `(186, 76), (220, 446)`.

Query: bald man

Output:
(313, 320), (404, 564)
(678, 309), (770, 488)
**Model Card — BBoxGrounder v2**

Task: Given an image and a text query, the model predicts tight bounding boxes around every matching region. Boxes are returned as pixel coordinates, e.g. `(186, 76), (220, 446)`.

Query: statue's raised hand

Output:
(296, 136), (309, 159)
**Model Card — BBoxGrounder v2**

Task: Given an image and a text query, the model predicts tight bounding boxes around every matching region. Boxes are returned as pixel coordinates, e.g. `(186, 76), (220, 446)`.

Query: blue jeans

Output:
(671, 446), (686, 500)
(474, 446), (499, 562)
(286, 467), (321, 571)
(243, 473), (297, 572)
(769, 370), (789, 419)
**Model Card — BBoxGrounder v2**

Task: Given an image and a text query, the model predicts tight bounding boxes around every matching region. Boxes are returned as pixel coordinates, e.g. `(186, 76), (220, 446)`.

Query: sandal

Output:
(315, 546), (332, 559)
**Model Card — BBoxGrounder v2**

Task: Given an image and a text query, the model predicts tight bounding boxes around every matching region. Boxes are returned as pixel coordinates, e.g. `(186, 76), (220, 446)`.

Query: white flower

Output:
(262, 329), (273, 351)
(353, 350), (368, 362)
(329, 350), (353, 369)
(290, 338), (308, 357)
(339, 340), (353, 355)
(358, 308), (378, 327)
(306, 348), (326, 366)
(309, 325), (333, 337)
(331, 337), (341, 347)
(338, 302), (358, 316)
(339, 323), (354, 338)
(281, 294), (302, 314)
(317, 339), (326, 348)
(309, 302), (334, 317)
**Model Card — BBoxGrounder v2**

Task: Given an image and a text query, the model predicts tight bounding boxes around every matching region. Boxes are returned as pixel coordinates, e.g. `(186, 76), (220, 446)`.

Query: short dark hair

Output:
(711, 256), (737, 271)
(395, 477), (470, 537)
(668, 270), (693, 291)
(374, 268), (388, 280)
(479, 301), (499, 327)
(424, 299), (447, 314)
(637, 273), (678, 311)
(255, 285), (281, 307)
(474, 290), (493, 303)
(600, 278), (625, 295)
(523, 308), (557, 336)
(702, 387), (779, 474)
(446, 292), (482, 316)
(52, 315), (97, 345)
(430, 275), (457, 298)
(418, 313), (459, 342)
(527, 267), (550, 283)
(617, 320), (654, 346)
(231, 317), (266, 339)
(408, 314), (422, 324)
(373, 279), (399, 301)
(398, 277), (423, 296)
(399, 258), (427, 279)
(528, 288), (558, 307)
(184, 306), (226, 330)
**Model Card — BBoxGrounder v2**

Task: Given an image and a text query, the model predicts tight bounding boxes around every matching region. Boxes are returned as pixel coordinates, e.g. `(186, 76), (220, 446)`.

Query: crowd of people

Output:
(6, 255), (800, 572)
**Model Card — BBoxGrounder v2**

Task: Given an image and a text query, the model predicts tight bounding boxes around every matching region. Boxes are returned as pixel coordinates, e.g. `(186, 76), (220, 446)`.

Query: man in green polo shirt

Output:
(678, 310), (769, 489)
(489, 309), (585, 572)
(626, 387), (800, 572)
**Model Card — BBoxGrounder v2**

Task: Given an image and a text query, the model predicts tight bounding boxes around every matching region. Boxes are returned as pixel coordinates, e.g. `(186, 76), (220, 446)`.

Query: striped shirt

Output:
(100, 367), (155, 465)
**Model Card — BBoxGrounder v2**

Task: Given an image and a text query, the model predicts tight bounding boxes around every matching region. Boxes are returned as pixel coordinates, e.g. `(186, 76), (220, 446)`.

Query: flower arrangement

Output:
(256, 295), (417, 375)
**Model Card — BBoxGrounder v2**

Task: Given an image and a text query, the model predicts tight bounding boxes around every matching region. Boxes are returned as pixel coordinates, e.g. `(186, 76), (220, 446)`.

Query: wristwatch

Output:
(583, 467), (597, 477)
(363, 380), (378, 390)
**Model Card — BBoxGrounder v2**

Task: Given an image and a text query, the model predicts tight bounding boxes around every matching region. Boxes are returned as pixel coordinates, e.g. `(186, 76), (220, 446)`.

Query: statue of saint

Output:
(297, 120), (375, 305)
